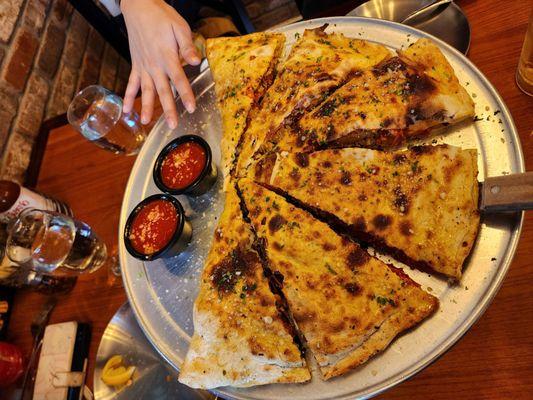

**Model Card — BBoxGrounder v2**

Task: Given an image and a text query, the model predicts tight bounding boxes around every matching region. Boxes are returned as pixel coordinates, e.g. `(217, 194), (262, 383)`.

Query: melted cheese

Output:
(206, 32), (285, 190)
(235, 27), (391, 177)
(239, 179), (437, 379)
(272, 38), (475, 154)
(268, 145), (480, 279)
(179, 185), (309, 389)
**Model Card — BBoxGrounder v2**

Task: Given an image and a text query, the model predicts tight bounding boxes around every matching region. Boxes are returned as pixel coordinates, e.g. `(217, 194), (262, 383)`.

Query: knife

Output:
(481, 172), (533, 212)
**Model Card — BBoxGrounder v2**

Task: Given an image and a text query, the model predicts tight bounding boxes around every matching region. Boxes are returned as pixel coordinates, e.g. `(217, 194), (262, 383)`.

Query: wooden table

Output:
(7, 0), (533, 398)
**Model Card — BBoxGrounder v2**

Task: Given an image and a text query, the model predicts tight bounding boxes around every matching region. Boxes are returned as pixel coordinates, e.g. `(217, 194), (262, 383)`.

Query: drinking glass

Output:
(516, 10), (533, 96)
(5, 209), (114, 276)
(67, 85), (146, 155)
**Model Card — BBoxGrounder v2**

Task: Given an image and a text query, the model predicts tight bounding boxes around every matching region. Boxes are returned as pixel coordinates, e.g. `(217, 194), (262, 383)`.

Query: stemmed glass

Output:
(6, 209), (120, 284)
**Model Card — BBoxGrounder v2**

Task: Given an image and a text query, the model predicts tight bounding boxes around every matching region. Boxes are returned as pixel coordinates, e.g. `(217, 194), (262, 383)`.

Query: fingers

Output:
(123, 68), (141, 114)
(140, 71), (155, 125)
(166, 59), (196, 114)
(172, 22), (201, 66)
(152, 70), (179, 129)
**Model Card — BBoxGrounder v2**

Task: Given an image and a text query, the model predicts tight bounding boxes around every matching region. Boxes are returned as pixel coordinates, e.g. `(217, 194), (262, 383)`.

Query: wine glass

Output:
(6, 209), (120, 281)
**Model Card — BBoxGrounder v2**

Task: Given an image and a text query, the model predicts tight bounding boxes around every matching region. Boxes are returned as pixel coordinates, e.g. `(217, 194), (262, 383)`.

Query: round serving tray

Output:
(119, 17), (524, 400)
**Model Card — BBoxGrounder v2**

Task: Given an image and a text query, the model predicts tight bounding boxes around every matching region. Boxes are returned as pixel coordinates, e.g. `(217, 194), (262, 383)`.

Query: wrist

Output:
(120, 0), (141, 14)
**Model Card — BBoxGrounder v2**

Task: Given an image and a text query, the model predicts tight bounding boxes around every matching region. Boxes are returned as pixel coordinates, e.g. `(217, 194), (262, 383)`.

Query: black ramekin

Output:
(153, 135), (218, 197)
(124, 194), (192, 261)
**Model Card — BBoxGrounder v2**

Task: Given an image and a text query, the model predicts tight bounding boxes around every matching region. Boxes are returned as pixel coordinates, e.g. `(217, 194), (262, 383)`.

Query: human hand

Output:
(121, 0), (201, 129)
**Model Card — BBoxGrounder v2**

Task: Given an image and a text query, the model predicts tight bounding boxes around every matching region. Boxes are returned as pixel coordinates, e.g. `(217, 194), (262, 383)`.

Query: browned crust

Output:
(235, 181), (308, 357)
(321, 292), (438, 379)
(228, 39), (285, 181)
(259, 181), (458, 280)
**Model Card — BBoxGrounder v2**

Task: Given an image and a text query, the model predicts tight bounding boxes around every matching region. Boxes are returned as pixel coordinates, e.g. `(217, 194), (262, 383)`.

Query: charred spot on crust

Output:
(400, 221), (413, 236)
(289, 168), (301, 182)
(272, 241), (284, 251)
(344, 282), (361, 295)
(372, 214), (392, 230)
(268, 214), (286, 234)
(346, 247), (369, 269)
(393, 186), (410, 213)
(372, 57), (407, 77)
(316, 99), (338, 117)
(340, 170), (352, 185)
(347, 69), (363, 79)
(314, 72), (333, 82)
(393, 154), (408, 165)
(410, 145), (437, 155)
(405, 72), (435, 95)
(431, 110), (446, 121)
(322, 242), (336, 251)
(295, 152), (309, 168)
(381, 117), (393, 128)
(211, 247), (258, 293)
(330, 320), (346, 333)
(358, 193), (368, 201)
(253, 154), (277, 182)
(325, 123), (336, 141)
(405, 106), (424, 125)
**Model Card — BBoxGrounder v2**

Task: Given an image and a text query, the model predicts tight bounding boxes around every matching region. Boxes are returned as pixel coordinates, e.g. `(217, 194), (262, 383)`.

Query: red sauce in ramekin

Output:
(160, 141), (206, 190)
(129, 200), (178, 255)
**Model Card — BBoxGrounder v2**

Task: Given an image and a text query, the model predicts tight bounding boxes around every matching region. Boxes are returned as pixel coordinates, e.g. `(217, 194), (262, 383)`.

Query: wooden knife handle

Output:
(481, 172), (533, 212)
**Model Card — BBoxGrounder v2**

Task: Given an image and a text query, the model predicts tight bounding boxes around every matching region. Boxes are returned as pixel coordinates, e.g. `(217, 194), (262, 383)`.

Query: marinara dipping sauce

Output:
(153, 135), (217, 196)
(124, 194), (192, 260)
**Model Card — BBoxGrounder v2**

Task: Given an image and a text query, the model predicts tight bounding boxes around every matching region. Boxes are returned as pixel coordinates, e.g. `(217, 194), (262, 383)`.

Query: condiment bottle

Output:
(0, 180), (72, 223)
(0, 341), (24, 386)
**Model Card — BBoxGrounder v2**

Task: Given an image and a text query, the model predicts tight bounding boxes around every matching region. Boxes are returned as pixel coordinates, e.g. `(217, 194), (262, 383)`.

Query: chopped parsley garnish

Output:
(376, 296), (395, 306)
(318, 38), (333, 46)
(325, 263), (338, 275)
(287, 221), (300, 229)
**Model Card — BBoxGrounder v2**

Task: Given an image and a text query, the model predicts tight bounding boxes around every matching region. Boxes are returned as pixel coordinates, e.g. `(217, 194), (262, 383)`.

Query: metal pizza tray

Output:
(119, 17), (524, 400)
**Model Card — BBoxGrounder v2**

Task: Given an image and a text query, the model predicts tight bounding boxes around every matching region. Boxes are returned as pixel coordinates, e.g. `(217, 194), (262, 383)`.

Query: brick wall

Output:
(0, 0), (130, 184)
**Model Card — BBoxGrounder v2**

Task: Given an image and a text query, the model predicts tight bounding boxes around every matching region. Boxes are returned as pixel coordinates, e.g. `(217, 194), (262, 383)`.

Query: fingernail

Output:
(141, 115), (149, 124)
(167, 118), (177, 129)
(185, 101), (195, 114)
(191, 55), (201, 65)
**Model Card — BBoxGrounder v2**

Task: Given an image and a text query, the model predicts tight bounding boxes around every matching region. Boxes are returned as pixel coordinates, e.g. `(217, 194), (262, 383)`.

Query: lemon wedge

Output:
(101, 355), (135, 387)
(102, 355), (123, 375)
